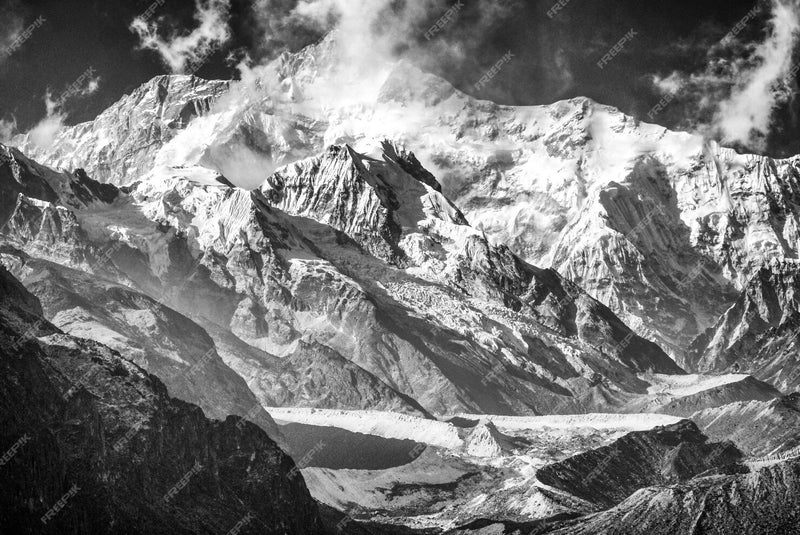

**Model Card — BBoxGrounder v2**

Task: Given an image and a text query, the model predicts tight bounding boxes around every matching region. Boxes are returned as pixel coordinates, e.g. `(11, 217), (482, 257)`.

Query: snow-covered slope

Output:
(2, 138), (709, 418)
(14, 75), (229, 185)
(17, 36), (800, 367)
(5, 30), (800, 535)
(25, 38), (800, 365)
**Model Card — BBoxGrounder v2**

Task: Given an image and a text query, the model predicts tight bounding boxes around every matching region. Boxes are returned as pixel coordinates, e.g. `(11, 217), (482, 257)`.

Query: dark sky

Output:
(1, 0), (798, 157)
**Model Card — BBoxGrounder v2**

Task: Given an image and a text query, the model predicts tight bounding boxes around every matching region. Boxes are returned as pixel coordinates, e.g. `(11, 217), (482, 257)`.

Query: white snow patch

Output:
(643, 373), (752, 397)
(452, 412), (682, 433)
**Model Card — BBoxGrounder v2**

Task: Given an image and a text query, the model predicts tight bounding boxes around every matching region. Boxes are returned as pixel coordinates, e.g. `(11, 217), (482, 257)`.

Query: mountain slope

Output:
(691, 393), (800, 457)
(14, 75), (229, 186)
(1, 140), (695, 417)
(15, 38), (800, 368)
(544, 457), (800, 535)
(0, 264), (323, 534)
(0, 248), (284, 442)
(264, 142), (682, 376)
(535, 420), (741, 510)
(688, 259), (800, 391)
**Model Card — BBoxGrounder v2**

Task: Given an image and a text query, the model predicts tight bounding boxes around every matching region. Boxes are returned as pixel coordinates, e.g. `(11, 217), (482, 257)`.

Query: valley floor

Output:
(273, 408), (684, 530)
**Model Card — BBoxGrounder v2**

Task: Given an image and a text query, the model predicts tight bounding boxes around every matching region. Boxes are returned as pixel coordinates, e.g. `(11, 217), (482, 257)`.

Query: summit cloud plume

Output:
(130, 0), (232, 73)
(652, 0), (800, 150)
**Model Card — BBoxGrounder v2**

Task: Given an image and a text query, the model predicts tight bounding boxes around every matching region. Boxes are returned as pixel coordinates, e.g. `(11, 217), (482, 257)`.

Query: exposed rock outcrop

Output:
(688, 259), (800, 391)
(0, 265), (323, 534)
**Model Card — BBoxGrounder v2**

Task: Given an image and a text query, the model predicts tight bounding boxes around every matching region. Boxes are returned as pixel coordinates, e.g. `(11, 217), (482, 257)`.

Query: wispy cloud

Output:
(0, 5), (24, 64)
(650, 0), (800, 150)
(27, 68), (102, 149)
(130, 0), (232, 73)
(27, 91), (67, 149)
(715, 0), (800, 147)
(157, 0), (519, 188)
(0, 117), (17, 143)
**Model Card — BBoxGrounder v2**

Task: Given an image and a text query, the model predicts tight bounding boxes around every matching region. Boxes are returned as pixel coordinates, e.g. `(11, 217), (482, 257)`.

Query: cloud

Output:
(0, 117), (17, 142)
(27, 91), (67, 149)
(130, 0), (232, 73)
(650, 0), (800, 150)
(27, 69), (102, 149)
(0, 8), (24, 64)
(158, 0), (521, 188)
(714, 0), (800, 147)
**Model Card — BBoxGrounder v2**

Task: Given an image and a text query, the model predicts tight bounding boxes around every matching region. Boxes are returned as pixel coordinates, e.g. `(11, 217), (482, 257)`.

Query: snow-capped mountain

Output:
(4, 31), (800, 535)
(1, 138), (692, 418)
(14, 75), (230, 186)
(16, 35), (800, 373)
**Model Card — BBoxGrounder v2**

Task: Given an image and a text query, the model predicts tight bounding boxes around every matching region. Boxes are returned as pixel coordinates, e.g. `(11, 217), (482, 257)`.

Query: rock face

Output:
(14, 75), (229, 186)
(691, 394), (800, 457)
(14, 36), (800, 370)
(0, 249), (284, 443)
(4, 31), (800, 533)
(0, 265), (324, 534)
(545, 458), (800, 535)
(1, 138), (694, 417)
(535, 420), (742, 510)
(265, 142), (681, 376)
(688, 259), (800, 391)
(225, 338), (430, 416)
(463, 420), (517, 458)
